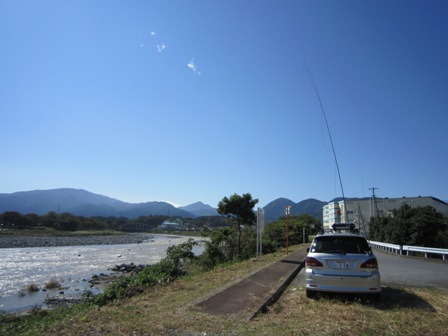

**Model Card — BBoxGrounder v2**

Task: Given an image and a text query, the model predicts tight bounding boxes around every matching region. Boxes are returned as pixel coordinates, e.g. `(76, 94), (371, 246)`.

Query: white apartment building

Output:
(323, 196), (448, 231)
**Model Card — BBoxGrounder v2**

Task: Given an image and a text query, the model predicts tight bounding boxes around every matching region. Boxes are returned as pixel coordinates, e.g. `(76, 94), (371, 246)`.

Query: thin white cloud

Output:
(149, 32), (167, 53)
(146, 32), (202, 75)
(157, 43), (167, 52)
(187, 58), (201, 75)
(187, 59), (195, 69)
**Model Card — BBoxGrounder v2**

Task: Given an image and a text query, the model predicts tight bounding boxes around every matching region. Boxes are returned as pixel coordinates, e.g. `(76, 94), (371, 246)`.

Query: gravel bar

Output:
(0, 233), (154, 249)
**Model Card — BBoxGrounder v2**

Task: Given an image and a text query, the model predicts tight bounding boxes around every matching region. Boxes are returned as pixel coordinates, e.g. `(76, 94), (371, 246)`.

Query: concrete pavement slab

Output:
(192, 245), (309, 320)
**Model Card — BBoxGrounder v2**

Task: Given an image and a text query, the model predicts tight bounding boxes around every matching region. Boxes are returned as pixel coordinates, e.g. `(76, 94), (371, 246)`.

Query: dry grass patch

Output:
(252, 285), (448, 336)
(44, 278), (62, 290)
(26, 283), (40, 293)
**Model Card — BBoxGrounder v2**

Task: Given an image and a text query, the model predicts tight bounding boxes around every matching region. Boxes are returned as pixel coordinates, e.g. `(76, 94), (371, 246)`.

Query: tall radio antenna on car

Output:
(304, 63), (347, 220)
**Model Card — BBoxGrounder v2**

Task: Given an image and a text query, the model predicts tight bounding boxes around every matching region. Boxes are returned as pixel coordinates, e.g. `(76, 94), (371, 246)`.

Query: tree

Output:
(217, 193), (258, 257)
(369, 204), (447, 248)
(41, 211), (58, 228)
(369, 215), (389, 242)
(264, 214), (321, 247)
(0, 211), (22, 228)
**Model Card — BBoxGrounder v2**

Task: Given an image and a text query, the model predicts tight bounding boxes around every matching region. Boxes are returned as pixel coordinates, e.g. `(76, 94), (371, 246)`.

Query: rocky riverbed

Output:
(43, 263), (146, 309)
(0, 234), (199, 314)
(0, 233), (154, 249)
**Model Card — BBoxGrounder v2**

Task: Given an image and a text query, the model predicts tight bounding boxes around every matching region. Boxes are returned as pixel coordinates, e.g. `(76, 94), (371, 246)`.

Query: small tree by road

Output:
(217, 193), (258, 257)
(264, 214), (322, 248)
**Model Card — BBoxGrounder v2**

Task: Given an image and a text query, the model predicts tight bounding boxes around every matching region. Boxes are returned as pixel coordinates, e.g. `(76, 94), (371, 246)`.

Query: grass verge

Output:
(1, 245), (447, 336)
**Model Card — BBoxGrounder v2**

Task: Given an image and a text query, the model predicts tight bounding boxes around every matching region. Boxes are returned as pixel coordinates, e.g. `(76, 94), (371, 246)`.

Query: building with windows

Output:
(158, 218), (184, 230)
(323, 196), (448, 231)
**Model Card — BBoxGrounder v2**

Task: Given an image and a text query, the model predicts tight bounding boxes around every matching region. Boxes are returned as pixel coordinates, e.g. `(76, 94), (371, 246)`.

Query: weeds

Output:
(44, 278), (61, 290)
(26, 283), (40, 293)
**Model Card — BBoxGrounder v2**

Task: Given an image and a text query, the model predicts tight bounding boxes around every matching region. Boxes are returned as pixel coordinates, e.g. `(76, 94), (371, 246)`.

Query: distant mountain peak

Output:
(179, 202), (217, 217)
(263, 197), (326, 223)
(0, 189), (195, 218)
(0, 188), (327, 222)
(183, 201), (205, 207)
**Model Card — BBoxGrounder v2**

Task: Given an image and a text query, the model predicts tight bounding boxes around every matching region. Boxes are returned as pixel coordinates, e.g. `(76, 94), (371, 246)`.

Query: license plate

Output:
(333, 261), (350, 269)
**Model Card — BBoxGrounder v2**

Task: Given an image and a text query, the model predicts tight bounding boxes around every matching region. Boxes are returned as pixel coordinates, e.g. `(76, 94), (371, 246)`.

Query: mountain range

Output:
(0, 188), (326, 222)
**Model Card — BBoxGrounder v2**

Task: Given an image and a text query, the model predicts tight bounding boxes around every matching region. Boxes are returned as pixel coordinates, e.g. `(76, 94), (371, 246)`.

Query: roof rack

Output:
(331, 223), (359, 234)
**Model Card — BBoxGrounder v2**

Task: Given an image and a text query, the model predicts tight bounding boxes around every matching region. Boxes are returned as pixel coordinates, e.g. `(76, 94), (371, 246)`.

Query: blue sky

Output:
(1, 0), (447, 208)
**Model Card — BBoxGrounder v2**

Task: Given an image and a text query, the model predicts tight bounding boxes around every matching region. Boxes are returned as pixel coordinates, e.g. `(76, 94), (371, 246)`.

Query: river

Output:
(0, 234), (201, 314)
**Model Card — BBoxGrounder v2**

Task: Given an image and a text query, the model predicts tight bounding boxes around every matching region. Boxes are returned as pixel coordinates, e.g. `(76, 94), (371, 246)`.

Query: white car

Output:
(305, 224), (381, 300)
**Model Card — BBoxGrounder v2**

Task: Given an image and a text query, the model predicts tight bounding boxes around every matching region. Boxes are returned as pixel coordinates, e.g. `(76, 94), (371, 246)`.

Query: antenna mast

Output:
(305, 64), (347, 220)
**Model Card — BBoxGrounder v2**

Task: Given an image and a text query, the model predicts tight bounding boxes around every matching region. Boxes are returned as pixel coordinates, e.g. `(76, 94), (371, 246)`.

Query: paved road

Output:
(374, 249), (448, 289)
(292, 249), (448, 290)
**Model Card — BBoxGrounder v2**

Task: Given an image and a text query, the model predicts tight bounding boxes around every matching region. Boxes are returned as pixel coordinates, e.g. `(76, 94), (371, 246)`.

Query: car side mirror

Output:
(306, 248), (310, 253)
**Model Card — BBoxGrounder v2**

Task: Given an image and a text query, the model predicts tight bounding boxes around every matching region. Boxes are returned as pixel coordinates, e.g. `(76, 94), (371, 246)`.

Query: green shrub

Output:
(261, 237), (278, 254)
(134, 259), (176, 286)
(198, 241), (227, 271)
(91, 276), (133, 306)
(89, 239), (198, 306)
(198, 227), (258, 270)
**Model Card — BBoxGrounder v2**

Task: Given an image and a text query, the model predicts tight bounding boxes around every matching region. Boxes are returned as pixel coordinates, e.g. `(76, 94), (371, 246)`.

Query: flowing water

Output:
(0, 234), (200, 314)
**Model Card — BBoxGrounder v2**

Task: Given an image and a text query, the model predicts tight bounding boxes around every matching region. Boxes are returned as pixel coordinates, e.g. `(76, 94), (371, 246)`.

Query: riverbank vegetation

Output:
(0, 211), (228, 234)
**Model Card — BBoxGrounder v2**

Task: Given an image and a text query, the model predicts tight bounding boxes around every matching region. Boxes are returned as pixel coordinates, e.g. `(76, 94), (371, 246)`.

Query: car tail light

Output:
(306, 257), (323, 267)
(360, 258), (378, 269)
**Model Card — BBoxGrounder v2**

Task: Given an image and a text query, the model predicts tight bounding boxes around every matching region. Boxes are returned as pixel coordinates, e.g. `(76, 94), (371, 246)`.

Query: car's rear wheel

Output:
(306, 289), (316, 299)
(371, 293), (381, 302)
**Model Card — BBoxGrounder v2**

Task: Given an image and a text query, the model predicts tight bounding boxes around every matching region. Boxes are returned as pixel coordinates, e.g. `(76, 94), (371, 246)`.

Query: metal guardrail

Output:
(369, 240), (448, 261)
(369, 241), (402, 254)
(402, 245), (448, 260)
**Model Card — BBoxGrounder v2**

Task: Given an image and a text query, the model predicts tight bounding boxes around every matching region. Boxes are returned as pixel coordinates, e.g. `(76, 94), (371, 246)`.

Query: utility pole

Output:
(369, 187), (379, 217)
(256, 208), (265, 259)
(285, 206), (291, 255)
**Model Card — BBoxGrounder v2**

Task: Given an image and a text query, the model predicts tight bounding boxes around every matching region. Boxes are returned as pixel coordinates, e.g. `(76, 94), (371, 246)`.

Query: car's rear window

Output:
(310, 236), (370, 254)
